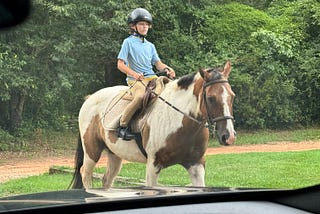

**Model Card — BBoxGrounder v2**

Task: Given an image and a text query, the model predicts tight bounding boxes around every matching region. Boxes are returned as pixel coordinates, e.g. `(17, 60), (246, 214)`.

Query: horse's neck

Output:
(133, 77), (204, 131)
(154, 79), (203, 118)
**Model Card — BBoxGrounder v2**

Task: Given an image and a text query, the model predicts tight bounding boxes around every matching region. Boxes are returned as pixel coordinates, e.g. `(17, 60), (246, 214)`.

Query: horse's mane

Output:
(177, 67), (223, 89)
(177, 72), (197, 89)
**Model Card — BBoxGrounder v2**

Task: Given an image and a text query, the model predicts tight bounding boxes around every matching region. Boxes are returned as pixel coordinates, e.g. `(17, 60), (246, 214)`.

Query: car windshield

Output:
(0, 0), (319, 211)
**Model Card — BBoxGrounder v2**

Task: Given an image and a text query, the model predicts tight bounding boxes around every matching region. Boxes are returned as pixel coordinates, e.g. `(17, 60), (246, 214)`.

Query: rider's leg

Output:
(119, 81), (147, 139)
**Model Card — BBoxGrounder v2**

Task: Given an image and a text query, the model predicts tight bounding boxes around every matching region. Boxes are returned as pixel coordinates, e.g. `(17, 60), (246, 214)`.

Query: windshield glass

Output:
(0, 0), (319, 209)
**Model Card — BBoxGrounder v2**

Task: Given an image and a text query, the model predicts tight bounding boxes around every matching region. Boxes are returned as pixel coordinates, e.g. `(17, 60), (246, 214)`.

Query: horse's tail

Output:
(69, 133), (84, 189)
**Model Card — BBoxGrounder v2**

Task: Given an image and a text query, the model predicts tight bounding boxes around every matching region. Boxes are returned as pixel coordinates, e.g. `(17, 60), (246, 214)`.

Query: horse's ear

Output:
(223, 60), (231, 78)
(199, 68), (208, 80)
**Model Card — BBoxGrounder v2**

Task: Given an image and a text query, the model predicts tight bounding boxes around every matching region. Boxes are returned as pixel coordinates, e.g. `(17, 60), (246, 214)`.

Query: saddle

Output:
(142, 76), (171, 112)
(104, 76), (171, 131)
(119, 76), (170, 107)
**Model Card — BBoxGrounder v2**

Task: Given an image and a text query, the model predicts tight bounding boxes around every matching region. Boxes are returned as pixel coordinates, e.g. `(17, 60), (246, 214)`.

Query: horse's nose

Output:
(221, 131), (236, 145)
(226, 131), (236, 145)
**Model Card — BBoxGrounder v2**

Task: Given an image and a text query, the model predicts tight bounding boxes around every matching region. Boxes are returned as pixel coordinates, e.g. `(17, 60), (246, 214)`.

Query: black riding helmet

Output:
(127, 8), (153, 25)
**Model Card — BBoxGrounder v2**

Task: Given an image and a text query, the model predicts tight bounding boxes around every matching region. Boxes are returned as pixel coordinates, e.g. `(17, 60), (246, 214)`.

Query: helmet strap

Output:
(133, 26), (146, 42)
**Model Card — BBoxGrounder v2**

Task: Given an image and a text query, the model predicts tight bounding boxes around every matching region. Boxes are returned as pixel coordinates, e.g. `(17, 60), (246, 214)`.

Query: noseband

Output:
(202, 79), (234, 127)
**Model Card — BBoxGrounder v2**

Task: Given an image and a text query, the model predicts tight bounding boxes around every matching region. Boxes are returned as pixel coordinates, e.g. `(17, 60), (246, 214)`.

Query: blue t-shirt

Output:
(117, 35), (160, 81)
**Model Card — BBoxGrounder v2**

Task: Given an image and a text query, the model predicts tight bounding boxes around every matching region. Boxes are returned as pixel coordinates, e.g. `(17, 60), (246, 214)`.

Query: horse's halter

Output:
(202, 79), (234, 127)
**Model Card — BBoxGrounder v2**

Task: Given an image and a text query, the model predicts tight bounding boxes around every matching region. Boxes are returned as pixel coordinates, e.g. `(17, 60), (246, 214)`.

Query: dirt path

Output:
(0, 140), (319, 184)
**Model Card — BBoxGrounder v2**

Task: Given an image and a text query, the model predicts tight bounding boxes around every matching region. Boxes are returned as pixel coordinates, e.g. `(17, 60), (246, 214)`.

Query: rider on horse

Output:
(117, 8), (176, 140)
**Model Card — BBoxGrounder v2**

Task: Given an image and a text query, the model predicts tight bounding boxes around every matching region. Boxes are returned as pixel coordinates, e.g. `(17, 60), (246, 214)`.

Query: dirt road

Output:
(0, 140), (319, 183)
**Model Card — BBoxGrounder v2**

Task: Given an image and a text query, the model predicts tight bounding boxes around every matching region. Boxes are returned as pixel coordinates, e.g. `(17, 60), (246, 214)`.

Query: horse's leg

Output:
(183, 161), (205, 187)
(80, 140), (105, 189)
(102, 151), (122, 189)
(146, 157), (160, 186)
(80, 154), (97, 189)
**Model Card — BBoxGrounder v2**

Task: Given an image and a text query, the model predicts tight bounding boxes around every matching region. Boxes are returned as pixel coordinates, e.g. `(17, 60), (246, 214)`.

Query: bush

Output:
(0, 129), (17, 151)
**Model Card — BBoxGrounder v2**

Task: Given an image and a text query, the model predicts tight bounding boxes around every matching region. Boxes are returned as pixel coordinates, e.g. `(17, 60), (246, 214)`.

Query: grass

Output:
(0, 174), (74, 197)
(204, 150), (320, 188)
(209, 127), (320, 147)
(0, 127), (319, 197)
(117, 150), (320, 189)
(1, 150), (319, 197)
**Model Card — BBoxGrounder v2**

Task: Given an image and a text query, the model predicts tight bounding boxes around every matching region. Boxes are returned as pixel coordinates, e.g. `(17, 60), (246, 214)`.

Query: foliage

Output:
(0, 0), (319, 140)
(0, 129), (16, 151)
(0, 128), (77, 153)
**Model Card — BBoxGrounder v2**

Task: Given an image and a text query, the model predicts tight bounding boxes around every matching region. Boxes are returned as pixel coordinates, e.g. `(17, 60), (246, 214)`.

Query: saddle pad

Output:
(120, 89), (134, 101)
(102, 94), (131, 131)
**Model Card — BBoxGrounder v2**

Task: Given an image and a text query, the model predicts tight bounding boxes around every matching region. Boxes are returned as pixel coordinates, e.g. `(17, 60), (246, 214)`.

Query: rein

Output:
(139, 81), (207, 127)
(141, 78), (234, 129)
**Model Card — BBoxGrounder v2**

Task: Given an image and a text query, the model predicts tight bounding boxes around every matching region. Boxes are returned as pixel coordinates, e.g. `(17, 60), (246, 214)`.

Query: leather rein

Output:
(144, 78), (234, 128)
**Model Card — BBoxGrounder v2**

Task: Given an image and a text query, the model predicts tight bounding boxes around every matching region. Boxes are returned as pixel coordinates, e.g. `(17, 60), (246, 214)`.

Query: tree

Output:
(0, 0), (319, 140)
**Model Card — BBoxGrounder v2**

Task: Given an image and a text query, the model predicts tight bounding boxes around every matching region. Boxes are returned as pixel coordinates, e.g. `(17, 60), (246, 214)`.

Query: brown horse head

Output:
(199, 60), (236, 145)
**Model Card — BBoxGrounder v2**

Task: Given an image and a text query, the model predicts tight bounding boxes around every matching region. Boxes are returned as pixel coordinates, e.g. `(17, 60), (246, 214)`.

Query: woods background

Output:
(0, 0), (319, 145)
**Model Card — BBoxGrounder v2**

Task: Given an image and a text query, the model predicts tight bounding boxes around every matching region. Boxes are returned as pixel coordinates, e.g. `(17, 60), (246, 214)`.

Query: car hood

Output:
(0, 186), (268, 212)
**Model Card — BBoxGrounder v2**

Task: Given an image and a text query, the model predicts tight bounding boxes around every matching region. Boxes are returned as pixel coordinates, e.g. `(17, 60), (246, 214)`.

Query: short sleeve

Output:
(117, 39), (129, 63)
(151, 44), (160, 65)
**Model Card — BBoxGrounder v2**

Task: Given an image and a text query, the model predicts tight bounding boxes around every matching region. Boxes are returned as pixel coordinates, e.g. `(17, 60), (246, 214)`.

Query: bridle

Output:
(202, 79), (235, 127)
(142, 77), (234, 129)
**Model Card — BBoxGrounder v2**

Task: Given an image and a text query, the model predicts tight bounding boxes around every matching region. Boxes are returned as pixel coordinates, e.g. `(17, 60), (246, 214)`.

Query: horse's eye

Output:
(207, 96), (216, 105)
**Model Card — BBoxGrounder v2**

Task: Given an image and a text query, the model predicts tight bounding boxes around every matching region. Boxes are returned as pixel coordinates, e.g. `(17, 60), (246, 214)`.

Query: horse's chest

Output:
(153, 125), (208, 168)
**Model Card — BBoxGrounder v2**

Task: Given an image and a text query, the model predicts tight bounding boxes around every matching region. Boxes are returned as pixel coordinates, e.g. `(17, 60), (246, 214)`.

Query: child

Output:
(117, 8), (175, 140)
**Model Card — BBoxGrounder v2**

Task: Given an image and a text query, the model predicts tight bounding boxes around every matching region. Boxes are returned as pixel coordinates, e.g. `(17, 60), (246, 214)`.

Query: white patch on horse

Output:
(146, 157), (161, 186)
(79, 86), (128, 137)
(106, 137), (147, 163)
(222, 86), (234, 133)
(187, 163), (205, 187)
(145, 81), (199, 154)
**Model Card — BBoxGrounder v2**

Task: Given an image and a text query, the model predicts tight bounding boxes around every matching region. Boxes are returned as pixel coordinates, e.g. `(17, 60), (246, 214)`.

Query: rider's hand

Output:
(165, 67), (176, 79)
(133, 72), (144, 81)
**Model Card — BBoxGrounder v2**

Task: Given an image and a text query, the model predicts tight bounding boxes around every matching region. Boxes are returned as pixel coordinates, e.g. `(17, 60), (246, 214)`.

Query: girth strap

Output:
(133, 132), (148, 158)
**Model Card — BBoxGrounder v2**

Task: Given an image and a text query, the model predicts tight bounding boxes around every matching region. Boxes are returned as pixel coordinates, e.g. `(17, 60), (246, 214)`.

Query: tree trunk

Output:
(9, 89), (26, 134)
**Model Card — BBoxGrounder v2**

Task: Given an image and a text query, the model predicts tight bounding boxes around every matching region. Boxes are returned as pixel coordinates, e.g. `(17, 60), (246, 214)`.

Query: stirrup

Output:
(117, 126), (135, 141)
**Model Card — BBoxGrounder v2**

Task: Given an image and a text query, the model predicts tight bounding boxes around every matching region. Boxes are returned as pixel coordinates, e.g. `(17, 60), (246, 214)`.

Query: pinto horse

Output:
(71, 60), (236, 189)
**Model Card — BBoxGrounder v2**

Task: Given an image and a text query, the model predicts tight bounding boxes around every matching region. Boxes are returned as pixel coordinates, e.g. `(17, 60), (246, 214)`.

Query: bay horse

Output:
(71, 60), (236, 189)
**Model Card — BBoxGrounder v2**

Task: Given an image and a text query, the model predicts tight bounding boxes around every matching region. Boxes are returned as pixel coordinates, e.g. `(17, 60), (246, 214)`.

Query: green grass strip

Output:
(1, 150), (318, 197)
(209, 127), (320, 146)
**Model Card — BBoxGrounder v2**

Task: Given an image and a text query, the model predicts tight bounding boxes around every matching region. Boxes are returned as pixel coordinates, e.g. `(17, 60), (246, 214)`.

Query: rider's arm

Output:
(117, 59), (144, 80)
(155, 60), (175, 79)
